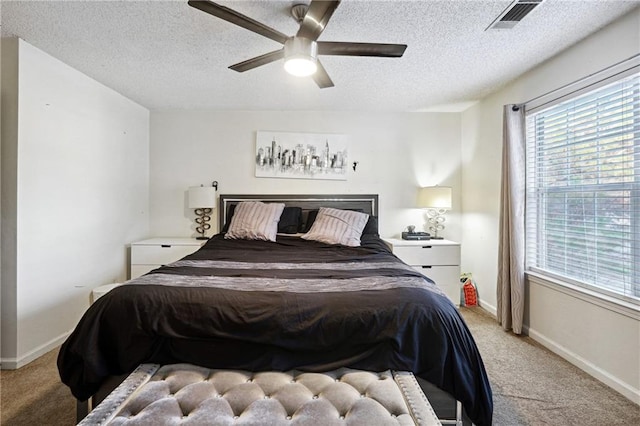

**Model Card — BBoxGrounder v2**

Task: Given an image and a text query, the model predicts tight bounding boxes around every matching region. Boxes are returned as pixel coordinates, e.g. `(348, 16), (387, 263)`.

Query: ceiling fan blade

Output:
(229, 49), (285, 73)
(312, 60), (334, 89)
(296, 0), (341, 41)
(318, 42), (407, 57)
(188, 0), (289, 45)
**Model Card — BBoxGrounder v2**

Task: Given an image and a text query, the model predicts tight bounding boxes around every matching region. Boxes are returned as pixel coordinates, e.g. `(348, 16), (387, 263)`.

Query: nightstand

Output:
(130, 237), (206, 279)
(383, 238), (461, 306)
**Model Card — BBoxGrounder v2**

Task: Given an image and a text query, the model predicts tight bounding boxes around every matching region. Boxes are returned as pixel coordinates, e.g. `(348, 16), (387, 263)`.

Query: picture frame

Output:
(255, 131), (348, 180)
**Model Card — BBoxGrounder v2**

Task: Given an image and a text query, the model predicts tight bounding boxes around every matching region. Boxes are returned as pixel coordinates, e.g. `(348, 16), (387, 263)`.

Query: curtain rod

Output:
(512, 53), (640, 112)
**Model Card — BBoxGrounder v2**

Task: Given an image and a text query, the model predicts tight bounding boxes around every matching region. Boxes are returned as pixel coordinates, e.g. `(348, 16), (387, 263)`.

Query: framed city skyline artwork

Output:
(255, 131), (348, 180)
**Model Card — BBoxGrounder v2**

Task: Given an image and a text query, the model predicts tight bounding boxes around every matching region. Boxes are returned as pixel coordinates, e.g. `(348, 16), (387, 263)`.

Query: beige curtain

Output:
(497, 105), (526, 334)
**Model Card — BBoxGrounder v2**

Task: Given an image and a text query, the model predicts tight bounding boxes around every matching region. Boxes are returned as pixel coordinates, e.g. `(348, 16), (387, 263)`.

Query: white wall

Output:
(460, 9), (640, 402)
(149, 110), (462, 241)
(0, 39), (150, 368)
(1, 38), (20, 362)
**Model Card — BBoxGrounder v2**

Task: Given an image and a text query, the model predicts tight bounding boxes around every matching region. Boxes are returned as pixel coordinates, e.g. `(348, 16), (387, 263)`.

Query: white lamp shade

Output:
(417, 186), (452, 209)
(188, 186), (217, 209)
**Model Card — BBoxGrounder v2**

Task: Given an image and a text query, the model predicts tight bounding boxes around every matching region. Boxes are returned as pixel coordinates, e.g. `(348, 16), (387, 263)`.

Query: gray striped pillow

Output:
(224, 201), (285, 242)
(301, 207), (369, 247)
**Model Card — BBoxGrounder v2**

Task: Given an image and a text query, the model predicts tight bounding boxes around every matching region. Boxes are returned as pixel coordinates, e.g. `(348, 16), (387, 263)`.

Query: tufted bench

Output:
(78, 364), (441, 425)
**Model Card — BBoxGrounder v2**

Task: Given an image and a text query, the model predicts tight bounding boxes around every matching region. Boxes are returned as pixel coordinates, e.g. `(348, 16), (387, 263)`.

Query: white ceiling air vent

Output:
(486, 0), (544, 30)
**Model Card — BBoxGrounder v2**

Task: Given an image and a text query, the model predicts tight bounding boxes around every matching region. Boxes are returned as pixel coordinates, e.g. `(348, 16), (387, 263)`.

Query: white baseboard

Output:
(527, 327), (640, 405)
(471, 299), (639, 405)
(478, 298), (497, 317)
(0, 330), (70, 370)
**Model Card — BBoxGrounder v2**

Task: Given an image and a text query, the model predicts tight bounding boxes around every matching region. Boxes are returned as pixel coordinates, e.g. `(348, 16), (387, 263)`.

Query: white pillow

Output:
(301, 207), (369, 247)
(224, 201), (285, 242)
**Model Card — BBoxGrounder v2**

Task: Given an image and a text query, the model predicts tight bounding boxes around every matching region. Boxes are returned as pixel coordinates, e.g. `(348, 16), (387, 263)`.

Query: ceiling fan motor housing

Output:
(284, 37), (318, 76)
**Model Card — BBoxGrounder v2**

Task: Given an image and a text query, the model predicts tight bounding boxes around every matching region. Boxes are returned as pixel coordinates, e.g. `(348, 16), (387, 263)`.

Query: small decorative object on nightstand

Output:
(130, 238), (206, 279)
(188, 181), (218, 240)
(383, 237), (461, 306)
(417, 186), (452, 239)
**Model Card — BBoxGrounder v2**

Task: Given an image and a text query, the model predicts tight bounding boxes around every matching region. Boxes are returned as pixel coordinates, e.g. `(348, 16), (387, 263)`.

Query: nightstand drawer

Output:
(413, 265), (459, 288)
(130, 238), (205, 280)
(382, 238), (461, 306)
(131, 264), (160, 278)
(393, 245), (459, 266)
(131, 245), (199, 265)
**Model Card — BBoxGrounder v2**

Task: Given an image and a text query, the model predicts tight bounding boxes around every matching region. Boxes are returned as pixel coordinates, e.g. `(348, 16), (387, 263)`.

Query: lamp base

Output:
(430, 236), (444, 240)
(194, 208), (212, 241)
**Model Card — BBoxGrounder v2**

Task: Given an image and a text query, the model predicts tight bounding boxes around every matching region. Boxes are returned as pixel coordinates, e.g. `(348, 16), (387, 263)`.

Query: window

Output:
(525, 71), (639, 303)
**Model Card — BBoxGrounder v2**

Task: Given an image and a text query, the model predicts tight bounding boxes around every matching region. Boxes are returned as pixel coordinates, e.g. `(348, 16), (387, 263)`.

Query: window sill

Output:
(526, 271), (640, 321)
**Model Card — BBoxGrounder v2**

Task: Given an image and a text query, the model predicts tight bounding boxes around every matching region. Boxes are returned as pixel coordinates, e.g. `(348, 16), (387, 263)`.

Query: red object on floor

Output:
(463, 279), (478, 306)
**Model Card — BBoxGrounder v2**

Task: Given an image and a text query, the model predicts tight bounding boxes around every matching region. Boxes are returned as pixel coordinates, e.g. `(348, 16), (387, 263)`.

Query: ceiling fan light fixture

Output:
(284, 37), (318, 77)
(284, 57), (317, 77)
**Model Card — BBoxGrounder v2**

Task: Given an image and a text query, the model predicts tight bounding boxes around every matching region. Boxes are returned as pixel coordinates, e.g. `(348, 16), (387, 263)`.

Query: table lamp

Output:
(417, 186), (452, 239)
(188, 182), (218, 240)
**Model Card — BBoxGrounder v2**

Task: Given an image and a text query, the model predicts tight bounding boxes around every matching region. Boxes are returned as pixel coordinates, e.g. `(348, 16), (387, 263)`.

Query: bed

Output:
(58, 194), (492, 425)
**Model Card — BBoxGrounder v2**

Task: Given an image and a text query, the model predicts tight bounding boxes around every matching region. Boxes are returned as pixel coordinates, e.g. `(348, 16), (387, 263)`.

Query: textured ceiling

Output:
(2, 0), (639, 112)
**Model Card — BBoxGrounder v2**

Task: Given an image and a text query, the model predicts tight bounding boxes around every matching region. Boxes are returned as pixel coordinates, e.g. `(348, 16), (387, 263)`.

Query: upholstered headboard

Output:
(218, 194), (378, 231)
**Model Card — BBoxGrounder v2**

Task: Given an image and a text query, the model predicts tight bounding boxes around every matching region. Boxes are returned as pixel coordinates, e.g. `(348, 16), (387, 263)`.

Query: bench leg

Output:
(76, 399), (89, 423)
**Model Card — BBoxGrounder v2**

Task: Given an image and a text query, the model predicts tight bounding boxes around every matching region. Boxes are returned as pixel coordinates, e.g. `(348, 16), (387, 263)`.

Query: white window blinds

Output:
(525, 71), (640, 303)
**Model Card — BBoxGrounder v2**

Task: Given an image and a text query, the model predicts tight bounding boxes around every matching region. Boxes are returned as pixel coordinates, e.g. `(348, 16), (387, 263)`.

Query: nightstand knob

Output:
(161, 244), (171, 248)
(421, 245), (433, 249)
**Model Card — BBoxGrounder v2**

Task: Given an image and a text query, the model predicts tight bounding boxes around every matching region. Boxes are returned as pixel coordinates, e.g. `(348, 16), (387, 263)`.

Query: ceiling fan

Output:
(187, 0), (407, 88)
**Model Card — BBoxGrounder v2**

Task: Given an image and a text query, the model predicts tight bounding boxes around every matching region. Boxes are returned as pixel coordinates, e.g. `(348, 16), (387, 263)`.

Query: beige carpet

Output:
(0, 349), (75, 425)
(1, 307), (638, 425)
(462, 307), (639, 425)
